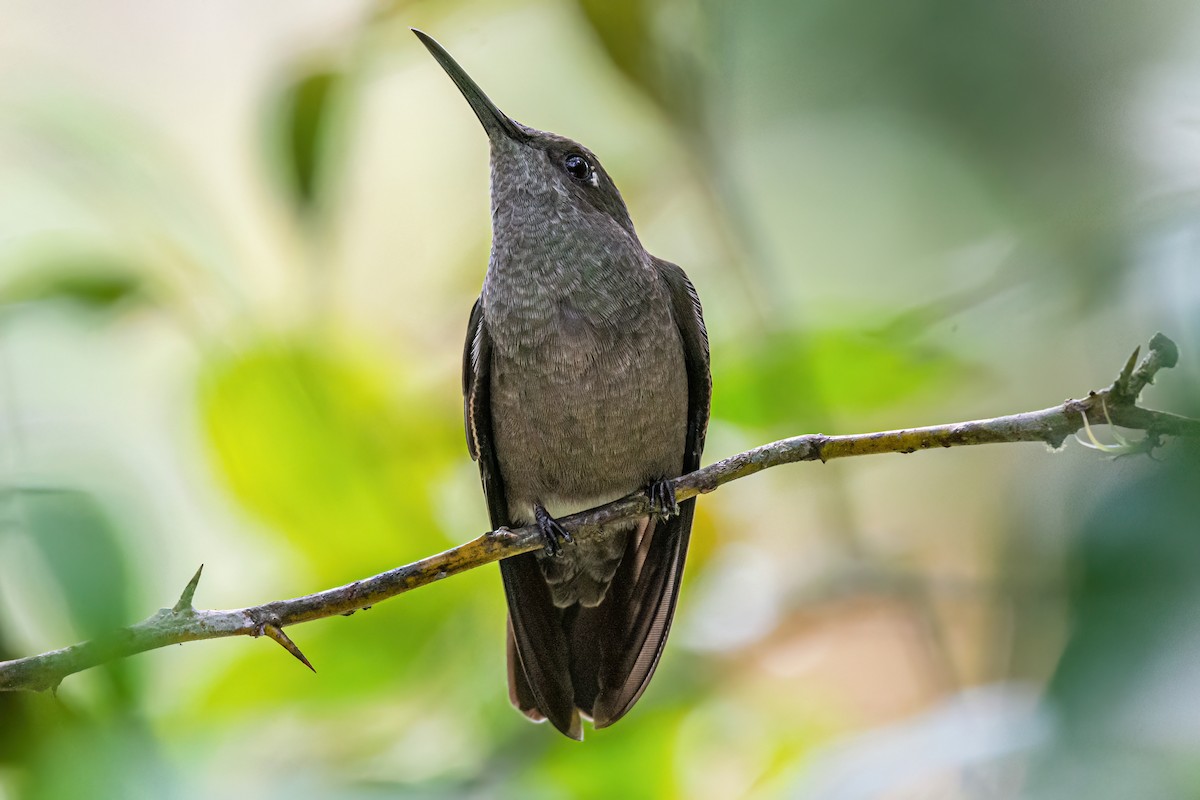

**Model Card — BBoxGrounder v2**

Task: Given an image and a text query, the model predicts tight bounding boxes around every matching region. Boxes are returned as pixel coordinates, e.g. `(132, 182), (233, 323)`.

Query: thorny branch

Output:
(1, 333), (1195, 693)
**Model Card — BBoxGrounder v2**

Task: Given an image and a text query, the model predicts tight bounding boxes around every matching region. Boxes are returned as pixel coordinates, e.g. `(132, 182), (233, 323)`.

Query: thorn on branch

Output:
(172, 565), (204, 613)
(1117, 346), (1140, 393)
(262, 624), (316, 674)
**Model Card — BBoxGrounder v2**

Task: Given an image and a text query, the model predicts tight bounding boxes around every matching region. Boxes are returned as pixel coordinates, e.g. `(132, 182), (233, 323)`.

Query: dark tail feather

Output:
(500, 553), (582, 739)
(590, 501), (694, 727)
(506, 619), (544, 722)
(566, 603), (605, 719)
(562, 516), (649, 721)
(504, 504), (694, 735)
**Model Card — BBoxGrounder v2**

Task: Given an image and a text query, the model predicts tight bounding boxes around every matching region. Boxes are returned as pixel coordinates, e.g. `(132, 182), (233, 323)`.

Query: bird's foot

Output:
(646, 478), (679, 520)
(534, 504), (573, 557)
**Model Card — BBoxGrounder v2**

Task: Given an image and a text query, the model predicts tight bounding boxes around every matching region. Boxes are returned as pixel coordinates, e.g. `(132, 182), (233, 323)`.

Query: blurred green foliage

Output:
(200, 339), (458, 574)
(0, 269), (145, 316)
(271, 68), (346, 214)
(0, 0), (1197, 798)
(20, 490), (132, 642)
(575, 0), (707, 136)
(1027, 442), (1200, 799)
(714, 329), (970, 433)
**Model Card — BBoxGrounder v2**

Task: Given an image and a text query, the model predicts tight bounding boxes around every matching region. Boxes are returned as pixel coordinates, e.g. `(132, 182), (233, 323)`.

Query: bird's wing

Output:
(462, 298), (582, 739)
(653, 259), (711, 472)
(588, 258), (712, 728)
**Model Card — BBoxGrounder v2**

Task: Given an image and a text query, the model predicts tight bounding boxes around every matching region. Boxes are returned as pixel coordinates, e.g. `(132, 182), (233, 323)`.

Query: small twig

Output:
(0, 334), (1195, 693)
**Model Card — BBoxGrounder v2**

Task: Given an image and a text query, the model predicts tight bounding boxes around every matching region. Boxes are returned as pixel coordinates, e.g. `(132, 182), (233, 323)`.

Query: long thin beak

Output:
(412, 29), (525, 143)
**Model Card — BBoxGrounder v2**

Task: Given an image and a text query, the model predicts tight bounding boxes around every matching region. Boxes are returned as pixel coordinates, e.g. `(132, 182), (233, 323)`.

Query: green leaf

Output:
(713, 328), (972, 433)
(1, 259), (145, 314)
(574, 0), (707, 132)
(20, 489), (132, 639)
(0, 631), (33, 763)
(198, 338), (460, 578)
(269, 66), (344, 212)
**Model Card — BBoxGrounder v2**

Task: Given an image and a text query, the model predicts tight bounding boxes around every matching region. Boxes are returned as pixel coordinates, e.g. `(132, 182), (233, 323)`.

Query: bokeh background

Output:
(2, 1), (1199, 798)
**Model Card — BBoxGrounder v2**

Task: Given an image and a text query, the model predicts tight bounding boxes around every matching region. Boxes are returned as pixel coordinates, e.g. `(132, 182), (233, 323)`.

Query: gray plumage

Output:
(417, 29), (711, 740)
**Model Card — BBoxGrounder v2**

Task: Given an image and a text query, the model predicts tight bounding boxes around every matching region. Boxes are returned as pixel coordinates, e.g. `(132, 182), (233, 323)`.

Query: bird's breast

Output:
(485, 283), (688, 524)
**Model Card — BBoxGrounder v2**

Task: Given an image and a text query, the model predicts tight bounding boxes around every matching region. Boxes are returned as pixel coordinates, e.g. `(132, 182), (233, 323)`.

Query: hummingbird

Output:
(413, 30), (711, 740)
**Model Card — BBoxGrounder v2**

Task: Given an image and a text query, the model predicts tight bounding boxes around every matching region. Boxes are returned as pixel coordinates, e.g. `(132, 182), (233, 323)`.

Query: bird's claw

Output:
(535, 504), (573, 557)
(647, 478), (679, 519)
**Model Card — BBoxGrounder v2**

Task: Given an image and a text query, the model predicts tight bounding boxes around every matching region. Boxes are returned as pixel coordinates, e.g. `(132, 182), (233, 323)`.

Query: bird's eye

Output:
(563, 153), (593, 182)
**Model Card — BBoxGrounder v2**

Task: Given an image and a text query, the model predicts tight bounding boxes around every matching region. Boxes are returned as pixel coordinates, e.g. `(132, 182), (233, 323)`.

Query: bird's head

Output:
(413, 29), (637, 244)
